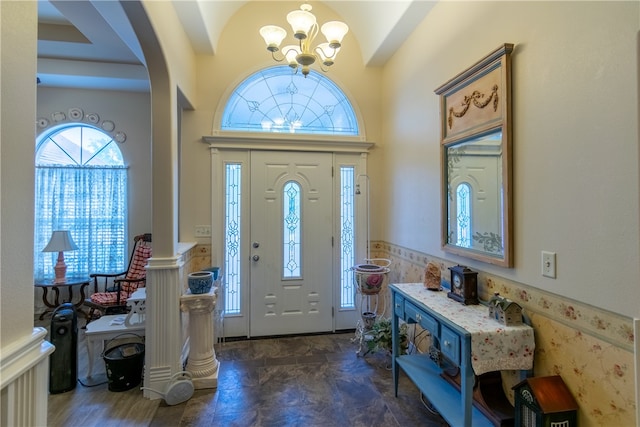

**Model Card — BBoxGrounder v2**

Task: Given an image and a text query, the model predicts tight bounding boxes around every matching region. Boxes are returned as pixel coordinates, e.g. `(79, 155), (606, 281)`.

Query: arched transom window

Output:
(221, 66), (359, 136)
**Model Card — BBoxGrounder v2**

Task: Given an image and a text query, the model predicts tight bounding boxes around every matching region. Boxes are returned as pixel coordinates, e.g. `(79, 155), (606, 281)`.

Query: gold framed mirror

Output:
(435, 44), (514, 267)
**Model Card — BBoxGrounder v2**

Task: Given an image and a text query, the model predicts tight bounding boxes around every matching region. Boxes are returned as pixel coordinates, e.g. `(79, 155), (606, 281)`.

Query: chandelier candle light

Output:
(259, 3), (348, 77)
(42, 230), (78, 284)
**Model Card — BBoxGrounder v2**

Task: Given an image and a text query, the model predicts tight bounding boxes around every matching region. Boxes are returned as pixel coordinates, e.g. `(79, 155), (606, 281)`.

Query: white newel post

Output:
(0, 328), (54, 426)
(180, 287), (219, 389)
(143, 257), (184, 399)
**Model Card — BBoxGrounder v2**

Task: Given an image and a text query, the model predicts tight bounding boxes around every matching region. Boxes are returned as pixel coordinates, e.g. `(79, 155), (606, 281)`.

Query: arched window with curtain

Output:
(34, 124), (127, 280)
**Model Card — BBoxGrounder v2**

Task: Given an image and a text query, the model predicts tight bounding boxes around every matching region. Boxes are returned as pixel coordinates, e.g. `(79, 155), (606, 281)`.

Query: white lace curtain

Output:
(34, 166), (128, 280)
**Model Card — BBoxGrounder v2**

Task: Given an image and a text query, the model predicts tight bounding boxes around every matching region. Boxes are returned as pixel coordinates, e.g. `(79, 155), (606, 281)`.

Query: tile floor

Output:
(151, 333), (449, 426)
(43, 312), (448, 426)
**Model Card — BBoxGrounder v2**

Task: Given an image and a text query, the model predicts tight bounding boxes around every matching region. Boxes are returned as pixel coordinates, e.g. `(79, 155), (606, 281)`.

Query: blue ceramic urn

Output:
(187, 271), (213, 294)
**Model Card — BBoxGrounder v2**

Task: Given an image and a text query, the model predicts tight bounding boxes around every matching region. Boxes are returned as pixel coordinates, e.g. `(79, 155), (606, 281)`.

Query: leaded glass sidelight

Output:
(283, 181), (302, 278)
(340, 167), (355, 309)
(225, 163), (242, 314)
(221, 66), (359, 136)
(456, 183), (471, 248)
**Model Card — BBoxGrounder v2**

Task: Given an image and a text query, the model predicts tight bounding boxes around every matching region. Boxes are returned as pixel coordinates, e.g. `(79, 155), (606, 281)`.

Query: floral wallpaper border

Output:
(372, 241), (634, 352)
(192, 240), (633, 351)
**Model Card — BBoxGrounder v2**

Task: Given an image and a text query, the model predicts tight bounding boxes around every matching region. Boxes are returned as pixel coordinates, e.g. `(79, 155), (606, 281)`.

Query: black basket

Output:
(102, 334), (145, 392)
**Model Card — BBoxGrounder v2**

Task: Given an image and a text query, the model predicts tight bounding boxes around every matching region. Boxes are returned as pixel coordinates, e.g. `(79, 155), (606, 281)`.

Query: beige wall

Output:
(0, 0), (38, 349)
(120, 0), (200, 257)
(141, 1), (198, 106)
(381, 1), (640, 318)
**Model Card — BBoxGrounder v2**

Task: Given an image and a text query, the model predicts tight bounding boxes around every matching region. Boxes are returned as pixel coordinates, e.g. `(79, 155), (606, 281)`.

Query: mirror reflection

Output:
(445, 130), (504, 259)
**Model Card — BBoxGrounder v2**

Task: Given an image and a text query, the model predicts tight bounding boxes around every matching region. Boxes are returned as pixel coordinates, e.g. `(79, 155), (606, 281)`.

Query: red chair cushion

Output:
(123, 243), (152, 293)
(90, 290), (130, 305)
(91, 243), (152, 304)
(120, 279), (145, 296)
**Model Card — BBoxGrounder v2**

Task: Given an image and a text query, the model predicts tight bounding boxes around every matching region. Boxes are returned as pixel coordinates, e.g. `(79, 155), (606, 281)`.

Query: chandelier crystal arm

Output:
(269, 50), (286, 63)
(314, 43), (340, 67)
(301, 22), (319, 51)
(281, 45), (302, 68)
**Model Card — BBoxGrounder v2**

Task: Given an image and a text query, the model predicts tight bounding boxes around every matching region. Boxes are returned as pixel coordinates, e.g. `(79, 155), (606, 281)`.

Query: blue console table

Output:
(391, 283), (534, 427)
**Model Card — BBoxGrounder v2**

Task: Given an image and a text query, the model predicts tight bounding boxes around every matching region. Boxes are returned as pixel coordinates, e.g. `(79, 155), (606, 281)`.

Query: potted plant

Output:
(365, 316), (409, 355)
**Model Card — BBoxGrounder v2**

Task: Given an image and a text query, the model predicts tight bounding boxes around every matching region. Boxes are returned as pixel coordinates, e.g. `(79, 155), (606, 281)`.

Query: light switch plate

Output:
(195, 225), (211, 237)
(541, 251), (556, 278)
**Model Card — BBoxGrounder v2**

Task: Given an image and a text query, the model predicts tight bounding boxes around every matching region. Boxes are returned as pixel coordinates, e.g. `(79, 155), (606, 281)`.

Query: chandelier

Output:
(259, 3), (349, 77)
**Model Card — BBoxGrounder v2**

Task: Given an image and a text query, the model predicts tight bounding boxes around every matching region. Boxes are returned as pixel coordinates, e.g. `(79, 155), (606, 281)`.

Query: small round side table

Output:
(34, 276), (91, 320)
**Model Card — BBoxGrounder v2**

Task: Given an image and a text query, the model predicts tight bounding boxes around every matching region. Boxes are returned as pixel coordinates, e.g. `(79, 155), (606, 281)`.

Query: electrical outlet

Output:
(541, 251), (556, 278)
(194, 225), (211, 237)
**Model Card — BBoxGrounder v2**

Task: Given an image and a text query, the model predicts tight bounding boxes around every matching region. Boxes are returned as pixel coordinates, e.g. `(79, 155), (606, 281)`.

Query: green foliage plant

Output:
(366, 316), (409, 355)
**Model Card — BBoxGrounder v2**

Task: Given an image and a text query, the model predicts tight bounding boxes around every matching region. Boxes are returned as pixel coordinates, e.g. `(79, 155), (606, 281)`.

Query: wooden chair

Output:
(84, 233), (152, 321)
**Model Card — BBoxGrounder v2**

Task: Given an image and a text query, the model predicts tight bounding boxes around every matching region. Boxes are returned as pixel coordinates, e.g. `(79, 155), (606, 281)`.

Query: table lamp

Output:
(43, 230), (78, 284)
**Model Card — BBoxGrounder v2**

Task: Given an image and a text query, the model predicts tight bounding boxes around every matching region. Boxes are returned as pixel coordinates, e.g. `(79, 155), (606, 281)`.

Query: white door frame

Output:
(205, 135), (373, 338)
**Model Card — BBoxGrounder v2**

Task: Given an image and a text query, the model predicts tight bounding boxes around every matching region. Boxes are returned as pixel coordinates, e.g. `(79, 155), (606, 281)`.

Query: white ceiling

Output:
(37, 0), (436, 92)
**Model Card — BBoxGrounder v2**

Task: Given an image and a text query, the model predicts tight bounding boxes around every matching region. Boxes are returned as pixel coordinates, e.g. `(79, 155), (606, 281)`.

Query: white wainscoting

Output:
(0, 327), (54, 426)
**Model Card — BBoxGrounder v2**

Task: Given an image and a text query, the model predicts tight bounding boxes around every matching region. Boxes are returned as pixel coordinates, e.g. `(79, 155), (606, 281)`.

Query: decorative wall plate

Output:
(114, 131), (127, 143)
(68, 107), (84, 120)
(51, 111), (66, 122)
(101, 120), (115, 132)
(86, 113), (100, 124)
(37, 117), (50, 129)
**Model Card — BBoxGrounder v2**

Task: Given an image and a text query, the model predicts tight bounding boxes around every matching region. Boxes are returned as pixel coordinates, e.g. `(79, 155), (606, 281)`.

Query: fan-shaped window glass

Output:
(36, 125), (124, 166)
(34, 124), (127, 279)
(221, 66), (359, 135)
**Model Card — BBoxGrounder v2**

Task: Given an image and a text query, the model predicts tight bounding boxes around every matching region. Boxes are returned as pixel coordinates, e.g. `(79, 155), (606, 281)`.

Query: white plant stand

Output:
(351, 259), (390, 357)
(180, 286), (219, 389)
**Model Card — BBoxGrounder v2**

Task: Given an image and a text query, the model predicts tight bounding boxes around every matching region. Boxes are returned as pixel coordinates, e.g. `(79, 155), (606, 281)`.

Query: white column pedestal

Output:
(180, 287), (219, 389)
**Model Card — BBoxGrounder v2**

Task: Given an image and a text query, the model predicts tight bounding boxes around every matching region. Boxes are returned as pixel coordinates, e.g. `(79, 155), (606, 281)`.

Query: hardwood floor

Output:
(39, 315), (448, 427)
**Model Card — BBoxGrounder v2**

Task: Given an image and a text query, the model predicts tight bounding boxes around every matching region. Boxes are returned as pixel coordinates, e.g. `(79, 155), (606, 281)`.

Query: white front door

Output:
(249, 151), (333, 336)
